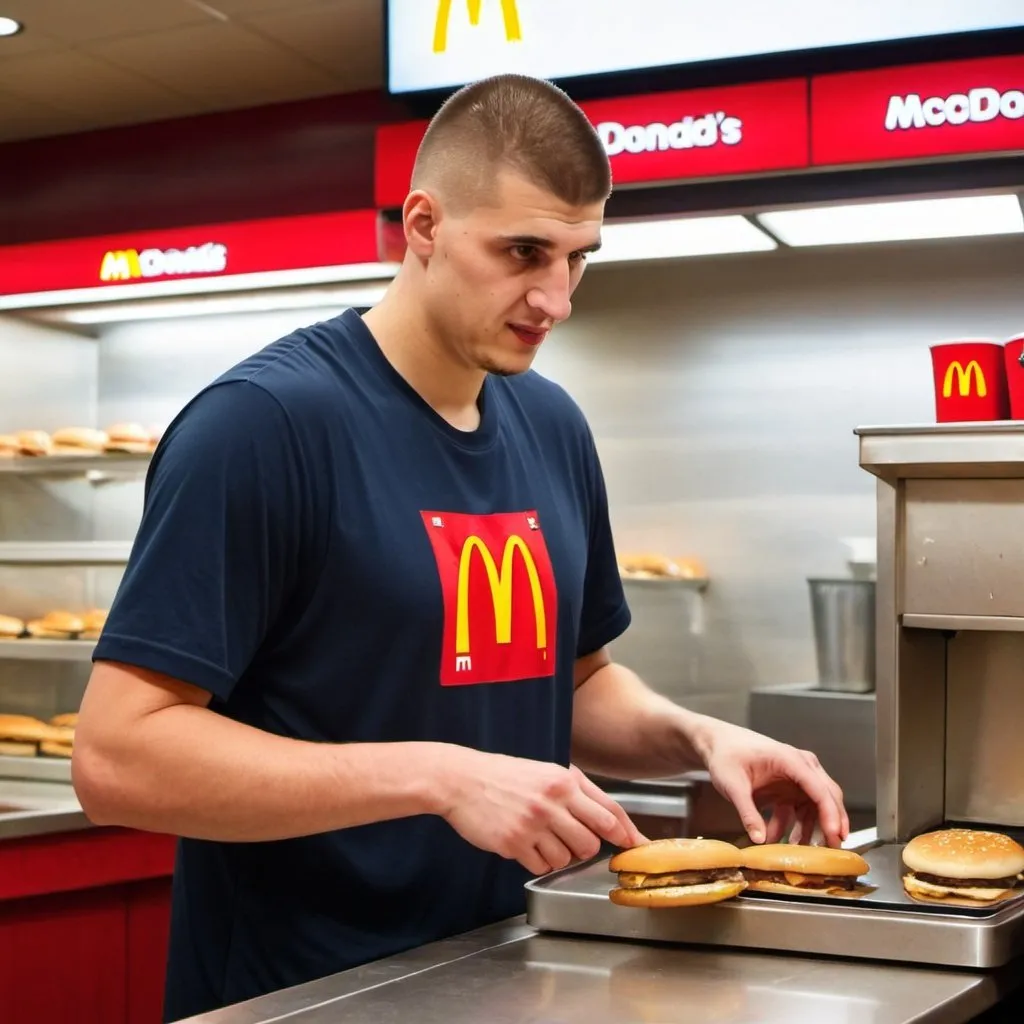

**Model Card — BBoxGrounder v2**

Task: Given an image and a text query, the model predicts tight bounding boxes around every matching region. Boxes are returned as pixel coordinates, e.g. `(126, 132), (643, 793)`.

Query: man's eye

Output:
(511, 245), (537, 260)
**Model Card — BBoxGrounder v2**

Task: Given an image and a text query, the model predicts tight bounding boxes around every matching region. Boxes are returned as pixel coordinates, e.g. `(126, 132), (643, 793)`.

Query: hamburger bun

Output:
(610, 837), (744, 874)
(51, 427), (109, 454)
(82, 608), (107, 633)
(619, 553), (706, 580)
(49, 712), (78, 729)
(104, 422), (153, 454)
(609, 879), (746, 908)
(40, 740), (73, 758)
(0, 615), (25, 639)
(26, 622), (74, 639)
(0, 714), (74, 744)
(0, 740), (36, 757)
(609, 838), (746, 907)
(16, 430), (52, 456)
(28, 610), (85, 637)
(741, 843), (871, 897)
(0, 434), (17, 457)
(902, 829), (1024, 906)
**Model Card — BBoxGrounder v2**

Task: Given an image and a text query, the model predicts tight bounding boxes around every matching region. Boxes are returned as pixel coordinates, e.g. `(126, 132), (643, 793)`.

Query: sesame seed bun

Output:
(609, 838), (744, 875)
(903, 829), (1024, 880)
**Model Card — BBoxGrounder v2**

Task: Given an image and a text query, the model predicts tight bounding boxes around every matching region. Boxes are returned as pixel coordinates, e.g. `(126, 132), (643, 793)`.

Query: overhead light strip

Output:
(588, 215), (777, 263)
(0, 262), (400, 312)
(756, 194), (1024, 247)
(36, 283), (393, 326)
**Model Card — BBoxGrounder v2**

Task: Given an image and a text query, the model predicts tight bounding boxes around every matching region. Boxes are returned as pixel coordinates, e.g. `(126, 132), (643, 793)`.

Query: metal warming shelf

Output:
(526, 839), (1024, 969)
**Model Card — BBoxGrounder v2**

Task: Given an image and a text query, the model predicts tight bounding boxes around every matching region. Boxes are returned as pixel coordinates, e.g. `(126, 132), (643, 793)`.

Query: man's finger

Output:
(765, 803), (795, 844)
(535, 834), (575, 873)
(801, 751), (850, 842)
(787, 760), (843, 845)
(520, 846), (554, 876)
(576, 774), (648, 847)
(713, 765), (766, 844)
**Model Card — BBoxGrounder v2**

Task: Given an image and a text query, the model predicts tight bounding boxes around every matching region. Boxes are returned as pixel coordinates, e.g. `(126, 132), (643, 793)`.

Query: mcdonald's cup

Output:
(929, 340), (1009, 423)
(1002, 334), (1024, 421)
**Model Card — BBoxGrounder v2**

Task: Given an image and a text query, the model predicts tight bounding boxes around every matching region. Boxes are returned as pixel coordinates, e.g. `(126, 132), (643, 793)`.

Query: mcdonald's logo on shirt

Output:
(421, 509), (557, 686)
(433, 0), (522, 53)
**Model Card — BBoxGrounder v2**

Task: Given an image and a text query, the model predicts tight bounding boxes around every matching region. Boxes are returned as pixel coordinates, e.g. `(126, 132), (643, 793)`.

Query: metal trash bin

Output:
(807, 577), (876, 693)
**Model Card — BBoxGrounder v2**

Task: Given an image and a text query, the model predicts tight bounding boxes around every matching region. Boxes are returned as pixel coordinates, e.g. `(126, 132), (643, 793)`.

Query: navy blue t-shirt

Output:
(93, 308), (631, 1021)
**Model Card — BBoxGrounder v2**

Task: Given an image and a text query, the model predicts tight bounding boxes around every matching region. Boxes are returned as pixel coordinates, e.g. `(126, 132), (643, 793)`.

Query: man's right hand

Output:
(433, 747), (647, 875)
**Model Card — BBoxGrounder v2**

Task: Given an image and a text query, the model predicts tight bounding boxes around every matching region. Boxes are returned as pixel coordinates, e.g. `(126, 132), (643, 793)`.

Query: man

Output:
(73, 73), (848, 1022)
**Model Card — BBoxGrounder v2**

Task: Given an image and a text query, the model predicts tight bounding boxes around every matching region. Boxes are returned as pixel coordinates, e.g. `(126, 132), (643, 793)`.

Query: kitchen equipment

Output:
(807, 577), (875, 692)
(528, 423), (1024, 969)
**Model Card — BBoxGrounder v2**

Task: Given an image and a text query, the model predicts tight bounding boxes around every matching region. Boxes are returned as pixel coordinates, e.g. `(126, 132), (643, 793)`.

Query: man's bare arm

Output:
(73, 661), (453, 841)
(73, 660), (642, 870)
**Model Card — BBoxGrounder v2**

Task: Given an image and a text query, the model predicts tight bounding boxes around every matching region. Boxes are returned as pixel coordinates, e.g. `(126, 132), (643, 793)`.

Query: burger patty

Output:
(909, 871), (1020, 889)
(618, 868), (745, 889)
(743, 869), (858, 890)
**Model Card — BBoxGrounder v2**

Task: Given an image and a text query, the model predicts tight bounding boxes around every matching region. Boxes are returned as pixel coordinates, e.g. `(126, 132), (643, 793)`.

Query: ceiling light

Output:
(22, 281), (393, 326)
(0, 261), (399, 312)
(587, 215), (777, 264)
(757, 194), (1024, 247)
(0, 16), (22, 36)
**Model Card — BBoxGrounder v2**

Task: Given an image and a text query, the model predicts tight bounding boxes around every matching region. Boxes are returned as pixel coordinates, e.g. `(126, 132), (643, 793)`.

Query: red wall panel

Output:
(0, 90), (407, 247)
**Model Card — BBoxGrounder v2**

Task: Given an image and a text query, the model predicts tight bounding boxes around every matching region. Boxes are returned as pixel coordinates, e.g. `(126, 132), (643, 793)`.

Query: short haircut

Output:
(410, 73), (612, 210)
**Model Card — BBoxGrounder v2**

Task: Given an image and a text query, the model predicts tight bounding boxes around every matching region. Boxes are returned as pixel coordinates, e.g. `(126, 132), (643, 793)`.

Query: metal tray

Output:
(526, 842), (1024, 968)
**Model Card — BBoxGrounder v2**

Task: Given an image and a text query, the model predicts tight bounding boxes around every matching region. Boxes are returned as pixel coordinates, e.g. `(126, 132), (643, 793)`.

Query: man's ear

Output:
(403, 189), (440, 258)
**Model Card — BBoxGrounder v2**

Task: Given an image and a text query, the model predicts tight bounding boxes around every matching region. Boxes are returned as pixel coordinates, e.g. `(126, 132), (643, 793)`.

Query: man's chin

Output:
(480, 354), (536, 378)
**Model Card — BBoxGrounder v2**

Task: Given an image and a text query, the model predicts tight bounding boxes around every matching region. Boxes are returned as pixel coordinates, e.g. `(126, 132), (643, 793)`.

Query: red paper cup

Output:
(1004, 335), (1024, 420)
(930, 340), (1009, 423)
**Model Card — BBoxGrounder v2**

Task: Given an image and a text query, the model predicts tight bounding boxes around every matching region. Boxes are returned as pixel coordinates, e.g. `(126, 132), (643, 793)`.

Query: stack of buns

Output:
(618, 552), (707, 580)
(0, 712), (76, 758)
(0, 608), (107, 641)
(0, 422), (160, 458)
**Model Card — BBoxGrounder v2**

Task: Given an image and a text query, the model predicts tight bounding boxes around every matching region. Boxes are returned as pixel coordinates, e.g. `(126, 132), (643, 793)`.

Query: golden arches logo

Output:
(942, 360), (987, 398)
(455, 534), (546, 656)
(433, 0), (522, 54)
(99, 249), (142, 281)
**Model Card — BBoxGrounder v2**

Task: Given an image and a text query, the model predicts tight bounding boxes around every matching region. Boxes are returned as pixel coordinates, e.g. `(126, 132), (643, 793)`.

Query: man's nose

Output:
(526, 262), (573, 323)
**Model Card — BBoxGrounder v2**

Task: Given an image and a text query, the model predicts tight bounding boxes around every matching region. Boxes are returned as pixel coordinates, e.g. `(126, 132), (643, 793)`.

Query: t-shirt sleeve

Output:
(576, 426), (631, 659)
(92, 379), (314, 703)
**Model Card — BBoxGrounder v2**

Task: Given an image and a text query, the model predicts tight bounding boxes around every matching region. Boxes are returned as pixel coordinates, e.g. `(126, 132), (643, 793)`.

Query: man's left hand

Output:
(695, 719), (849, 848)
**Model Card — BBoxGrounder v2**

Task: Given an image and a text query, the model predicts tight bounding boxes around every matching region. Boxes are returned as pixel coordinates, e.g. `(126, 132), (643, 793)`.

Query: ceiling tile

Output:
(0, 50), (199, 120)
(89, 20), (341, 107)
(0, 25), (65, 56)
(243, 0), (382, 88)
(0, 0), (215, 44)
(195, 0), (348, 14)
(0, 89), (83, 143)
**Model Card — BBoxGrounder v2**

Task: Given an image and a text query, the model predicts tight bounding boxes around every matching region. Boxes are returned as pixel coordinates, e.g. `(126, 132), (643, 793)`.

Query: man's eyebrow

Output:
(498, 233), (603, 253)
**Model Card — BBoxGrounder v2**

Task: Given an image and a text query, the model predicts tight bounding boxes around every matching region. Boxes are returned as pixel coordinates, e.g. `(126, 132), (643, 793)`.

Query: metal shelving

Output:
(0, 542), (132, 565)
(0, 452), (150, 483)
(0, 640), (96, 662)
(620, 573), (709, 593)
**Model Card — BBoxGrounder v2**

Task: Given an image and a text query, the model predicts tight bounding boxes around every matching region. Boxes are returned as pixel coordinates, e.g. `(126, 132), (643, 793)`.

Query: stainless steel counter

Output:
(0, 780), (89, 840)
(175, 917), (1016, 1024)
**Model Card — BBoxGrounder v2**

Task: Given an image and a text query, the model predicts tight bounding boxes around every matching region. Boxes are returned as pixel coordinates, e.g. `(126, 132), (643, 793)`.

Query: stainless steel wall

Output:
(90, 236), (1024, 726)
(535, 235), (1024, 723)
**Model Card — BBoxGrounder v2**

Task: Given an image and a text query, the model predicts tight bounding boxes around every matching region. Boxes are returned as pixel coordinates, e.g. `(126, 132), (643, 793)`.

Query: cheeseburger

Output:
(902, 828), (1024, 906)
(741, 843), (870, 896)
(609, 838), (746, 908)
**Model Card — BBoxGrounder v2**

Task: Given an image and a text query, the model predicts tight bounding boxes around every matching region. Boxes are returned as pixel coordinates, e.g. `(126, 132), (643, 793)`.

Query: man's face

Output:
(422, 169), (604, 377)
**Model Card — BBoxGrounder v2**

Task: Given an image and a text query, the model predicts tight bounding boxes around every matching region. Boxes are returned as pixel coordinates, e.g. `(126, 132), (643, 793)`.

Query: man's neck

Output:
(361, 280), (486, 433)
